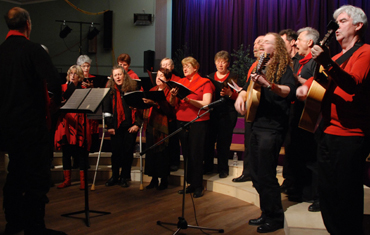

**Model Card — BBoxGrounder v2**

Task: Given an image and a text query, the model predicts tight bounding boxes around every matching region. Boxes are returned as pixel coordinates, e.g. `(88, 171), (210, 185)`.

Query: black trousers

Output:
(61, 144), (87, 170)
(168, 120), (180, 167)
(178, 120), (209, 189)
(318, 133), (370, 235)
(249, 128), (284, 224)
(110, 124), (137, 179)
(204, 110), (238, 174)
(242, 121), (252, 176)
(3, 124), (51, 233)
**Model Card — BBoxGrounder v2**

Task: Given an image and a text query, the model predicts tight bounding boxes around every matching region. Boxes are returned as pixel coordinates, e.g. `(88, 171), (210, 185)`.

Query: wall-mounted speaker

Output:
(144, 50), (155, 72)
(134, 14), (152, 26)
(104, 10), (113, 50)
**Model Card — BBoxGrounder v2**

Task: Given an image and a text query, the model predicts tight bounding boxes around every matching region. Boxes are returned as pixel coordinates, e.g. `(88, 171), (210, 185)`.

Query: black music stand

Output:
(60, 88), (111, 227)
(141, 108), (224, 234)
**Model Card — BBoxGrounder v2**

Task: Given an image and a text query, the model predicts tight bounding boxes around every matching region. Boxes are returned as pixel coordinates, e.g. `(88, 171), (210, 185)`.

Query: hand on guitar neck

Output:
(250, 73), (270, 88)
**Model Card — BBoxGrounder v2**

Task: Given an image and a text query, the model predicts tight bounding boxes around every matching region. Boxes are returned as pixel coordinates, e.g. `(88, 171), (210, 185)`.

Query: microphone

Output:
(200, 97), (226, 110)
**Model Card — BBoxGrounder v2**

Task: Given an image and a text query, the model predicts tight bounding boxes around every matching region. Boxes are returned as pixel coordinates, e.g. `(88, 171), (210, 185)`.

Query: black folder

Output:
(123, 90), (166, 109)
(160, 79), (195, 99)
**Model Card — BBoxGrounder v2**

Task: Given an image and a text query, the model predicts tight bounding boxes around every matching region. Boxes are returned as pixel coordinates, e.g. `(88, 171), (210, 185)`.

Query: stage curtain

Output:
(172, 0), (370, 76)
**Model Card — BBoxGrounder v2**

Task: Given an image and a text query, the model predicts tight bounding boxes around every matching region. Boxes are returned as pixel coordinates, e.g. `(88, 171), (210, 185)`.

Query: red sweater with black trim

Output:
(304, 44), (370, 136)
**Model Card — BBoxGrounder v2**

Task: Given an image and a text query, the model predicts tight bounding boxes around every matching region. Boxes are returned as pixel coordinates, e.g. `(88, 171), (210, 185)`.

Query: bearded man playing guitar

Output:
(235, 32), (296, 233)
(296, 5), (370, 235)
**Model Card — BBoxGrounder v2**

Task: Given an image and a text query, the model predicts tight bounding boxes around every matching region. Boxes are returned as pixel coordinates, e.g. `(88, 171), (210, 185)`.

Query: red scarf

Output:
(297, 52), (312, 76)
(6, 30), (29, 40)
(214, 71), (230, 82)
(113, 84), (125, 129)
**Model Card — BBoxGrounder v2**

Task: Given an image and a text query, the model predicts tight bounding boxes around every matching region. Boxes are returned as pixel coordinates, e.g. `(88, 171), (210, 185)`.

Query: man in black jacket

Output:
(0, 7), (65, 235)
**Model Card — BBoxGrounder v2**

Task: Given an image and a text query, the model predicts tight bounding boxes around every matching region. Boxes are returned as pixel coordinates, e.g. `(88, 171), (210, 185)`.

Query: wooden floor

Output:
(0, 173), (286, 235)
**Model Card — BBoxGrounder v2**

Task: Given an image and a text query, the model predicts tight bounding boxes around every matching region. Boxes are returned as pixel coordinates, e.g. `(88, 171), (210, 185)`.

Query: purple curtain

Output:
(172, 0), (370, 77)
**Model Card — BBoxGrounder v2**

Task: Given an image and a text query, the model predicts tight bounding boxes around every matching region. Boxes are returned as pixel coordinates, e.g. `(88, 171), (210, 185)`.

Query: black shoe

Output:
(193, 187), (204, 198)
(219, 172), (228, 178)
(249, 216), (265, 226)
(308, 201), (320, 212)
(157, 178), (168, 190)
(232, 174), (251, 182)
(257, 222), (283, 233)
(178, 186), (195, 194)
(120, 178), (129, 188)
(105, 177), (118, 186)
(280, 179), (291, 193)
(169, 165), (179, 172)
(146, 178), (158, 189)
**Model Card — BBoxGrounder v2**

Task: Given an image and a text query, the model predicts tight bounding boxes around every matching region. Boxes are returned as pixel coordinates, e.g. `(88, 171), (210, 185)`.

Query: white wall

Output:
(0, 0), (159, 77)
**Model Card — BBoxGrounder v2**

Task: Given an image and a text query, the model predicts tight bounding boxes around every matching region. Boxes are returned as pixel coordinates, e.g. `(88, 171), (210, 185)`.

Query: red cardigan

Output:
(304, 44), (370, 136)
(176, 73), (214, 122)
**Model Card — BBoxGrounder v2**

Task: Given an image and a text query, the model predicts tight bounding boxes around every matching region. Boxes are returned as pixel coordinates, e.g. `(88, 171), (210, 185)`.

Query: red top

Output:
(247, 61), (258, 82)
(171, 74), (181, 82)
(176, 73), (214, 122)
(128, 69), (140, 81)
(304, 44), (370, 136)
(213, 72), (238, 100)
(54, 84), (91, 150)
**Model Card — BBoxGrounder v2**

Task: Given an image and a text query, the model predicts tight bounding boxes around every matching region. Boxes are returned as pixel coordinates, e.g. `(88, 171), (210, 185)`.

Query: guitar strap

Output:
(334, 42), (364, 65)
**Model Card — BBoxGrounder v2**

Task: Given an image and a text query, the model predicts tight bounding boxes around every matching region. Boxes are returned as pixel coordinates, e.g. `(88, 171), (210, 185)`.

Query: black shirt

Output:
(253, 66), (296, 132)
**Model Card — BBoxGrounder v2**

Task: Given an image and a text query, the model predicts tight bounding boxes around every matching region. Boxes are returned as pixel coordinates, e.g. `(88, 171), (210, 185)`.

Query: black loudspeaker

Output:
(144, 50), (155, 72)
(104, 10), (113, 50)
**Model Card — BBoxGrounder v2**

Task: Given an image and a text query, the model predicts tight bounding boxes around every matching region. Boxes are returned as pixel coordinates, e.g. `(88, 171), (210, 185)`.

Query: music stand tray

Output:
(60, 88), (111, 227)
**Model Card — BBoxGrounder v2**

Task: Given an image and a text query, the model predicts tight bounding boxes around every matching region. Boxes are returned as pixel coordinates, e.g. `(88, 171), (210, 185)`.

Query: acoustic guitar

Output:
(245, 52), (270, 122)
(298, 20), (339, 133)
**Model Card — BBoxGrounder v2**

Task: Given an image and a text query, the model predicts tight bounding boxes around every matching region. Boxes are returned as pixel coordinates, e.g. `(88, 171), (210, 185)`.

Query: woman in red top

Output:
(170, 57), (214, 198)
(77, 55), (100, 153)
(142, 68), (176, 190)
(55, 65), (91, 190)
(117, 53), (141, 90)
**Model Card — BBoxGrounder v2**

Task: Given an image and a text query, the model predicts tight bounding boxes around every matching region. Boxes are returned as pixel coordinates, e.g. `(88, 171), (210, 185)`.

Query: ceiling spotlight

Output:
(87, 23), (100, 40)
(59, 21), (72, 39)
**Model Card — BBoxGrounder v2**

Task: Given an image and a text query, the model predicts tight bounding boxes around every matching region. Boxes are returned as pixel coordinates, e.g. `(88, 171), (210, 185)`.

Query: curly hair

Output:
(109, 65), (137, 93)
(265, 33), (292, 83)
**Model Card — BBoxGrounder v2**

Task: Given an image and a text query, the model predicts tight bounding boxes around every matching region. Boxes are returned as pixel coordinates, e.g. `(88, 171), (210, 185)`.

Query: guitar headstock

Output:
(319, 20), (339, 47)
(256, 52), (270, 74)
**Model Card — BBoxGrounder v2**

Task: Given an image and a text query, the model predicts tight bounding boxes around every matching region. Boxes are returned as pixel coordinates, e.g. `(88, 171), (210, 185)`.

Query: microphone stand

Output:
(141, 108), (224, 234)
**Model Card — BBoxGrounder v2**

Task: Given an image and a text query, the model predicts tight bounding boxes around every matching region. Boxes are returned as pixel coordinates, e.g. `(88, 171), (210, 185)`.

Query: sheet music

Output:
(61, 88), (91, 110)
(79, 88), (110, 113)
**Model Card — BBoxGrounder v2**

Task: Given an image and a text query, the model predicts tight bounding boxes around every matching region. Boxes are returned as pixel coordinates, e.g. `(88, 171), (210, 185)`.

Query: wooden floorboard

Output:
(0, 171), (284, 235)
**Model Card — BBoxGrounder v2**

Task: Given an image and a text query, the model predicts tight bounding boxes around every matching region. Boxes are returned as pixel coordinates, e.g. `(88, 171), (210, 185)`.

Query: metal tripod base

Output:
(61, 210), (111, 227)
(157, 217), (224, 235)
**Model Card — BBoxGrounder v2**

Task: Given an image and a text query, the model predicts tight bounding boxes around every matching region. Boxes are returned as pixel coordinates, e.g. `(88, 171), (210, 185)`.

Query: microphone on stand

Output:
(200, 97), (226, 110)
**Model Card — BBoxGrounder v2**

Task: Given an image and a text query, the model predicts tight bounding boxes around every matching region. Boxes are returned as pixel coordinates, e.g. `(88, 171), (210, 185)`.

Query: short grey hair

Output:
(160, 57), (174, 67)
(76, 55), (92, 66)
(333, 5), (368, 38)
(297, 27), (320, 45)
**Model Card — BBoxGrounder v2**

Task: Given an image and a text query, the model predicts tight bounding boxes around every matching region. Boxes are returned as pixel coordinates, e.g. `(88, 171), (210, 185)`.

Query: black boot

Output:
(146, 177), (158, 189)
(157, 177), (168, 190)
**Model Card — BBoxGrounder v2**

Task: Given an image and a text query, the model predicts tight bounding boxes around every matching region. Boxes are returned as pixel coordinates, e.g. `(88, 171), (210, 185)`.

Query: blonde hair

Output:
(66, 65), (84, 82)
(265, 33), (292, 83)
(181, 56), (200, 70)
(109, 65), (137, 93)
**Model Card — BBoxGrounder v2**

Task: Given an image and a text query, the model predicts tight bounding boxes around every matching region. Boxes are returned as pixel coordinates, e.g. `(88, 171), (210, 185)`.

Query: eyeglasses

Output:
(81, 65), (91, 68)
(216, 60), (228, 65)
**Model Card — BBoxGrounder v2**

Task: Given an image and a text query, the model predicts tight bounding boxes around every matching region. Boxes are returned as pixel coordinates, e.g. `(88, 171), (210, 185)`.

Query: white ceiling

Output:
(0, 0), (55, 5)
